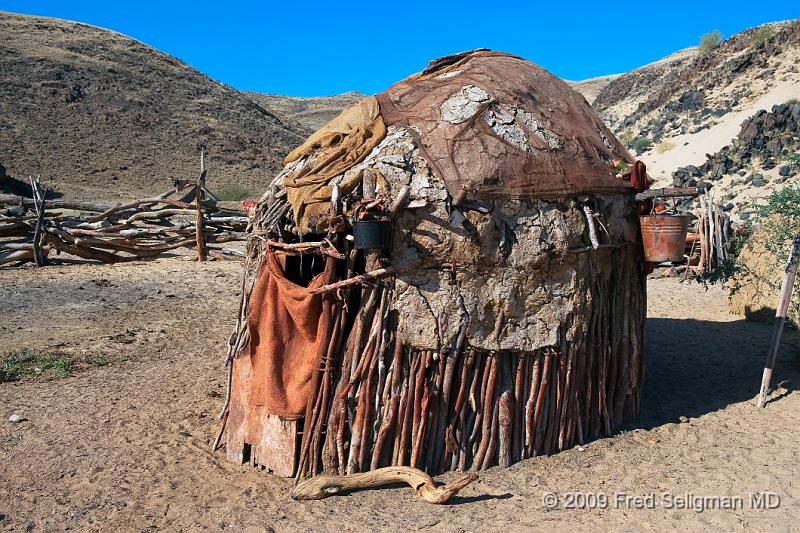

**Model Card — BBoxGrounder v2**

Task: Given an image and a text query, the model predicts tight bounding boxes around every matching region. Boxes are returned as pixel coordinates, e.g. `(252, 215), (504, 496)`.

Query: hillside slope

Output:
(0, 11), (307, 200)
(591, 21), (800, 183)
(567, 74), (621, 105)
(247, 92), (365, 135)
(669, 101), (800, 218)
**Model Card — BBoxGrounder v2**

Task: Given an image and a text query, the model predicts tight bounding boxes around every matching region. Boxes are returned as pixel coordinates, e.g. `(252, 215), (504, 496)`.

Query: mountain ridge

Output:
(0, 11), (308, 200)
(1, 10), (797, 204)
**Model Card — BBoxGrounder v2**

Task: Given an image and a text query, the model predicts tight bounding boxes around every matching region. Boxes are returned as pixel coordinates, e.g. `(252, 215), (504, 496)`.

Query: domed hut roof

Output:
(376, 50), (632, 201)
(220, 50), (647, 481)
(281, 50), (634, 234)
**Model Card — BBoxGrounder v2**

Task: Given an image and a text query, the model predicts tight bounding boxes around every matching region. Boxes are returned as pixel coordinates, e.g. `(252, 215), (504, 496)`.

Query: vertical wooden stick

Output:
(392, 377), (409, 465)
(357, 344), (380, 470)
(511, 353), (524, 462)
(295, 277), (334, 480)
(472, 354), (497, 469)
(706, 189), (716, 271)
(411, 387), (430, 469)
(398, 350), (419, 466)
(458, 350), (482, 471)
(525, 351), (542, 454)
(757, 234), (800, 408)
(195, 148), (207, 261)
(558, 345), (575, 450)
(371, 339), (403, 469)
(543, 348), (560, 455)
(481, 395), (500, 470)
(29, 176), (46, 267)
(498, 355), (513, 467)
(434, 323), (466, 472)
(532, 350), (552, 454)
(410, 350), (430, 461)
(449, 349), (474, 470)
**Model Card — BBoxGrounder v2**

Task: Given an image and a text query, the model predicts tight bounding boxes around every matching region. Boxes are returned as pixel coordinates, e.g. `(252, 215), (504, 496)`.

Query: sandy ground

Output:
(1, 259), (799, 532)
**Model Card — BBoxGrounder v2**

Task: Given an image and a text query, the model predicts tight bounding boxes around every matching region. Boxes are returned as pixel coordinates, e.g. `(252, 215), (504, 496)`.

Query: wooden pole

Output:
(389, 185), (410, 216)
(756, 234), (800, 408)
(633, 186), (700, 201)
(706, 189), (716, 271)
(0, 193), (114, 213)
(582, 205), (600, 249)
(29, 176), (46, 267)
(309, 267), (396, 294)
(195, 149), (207, 261)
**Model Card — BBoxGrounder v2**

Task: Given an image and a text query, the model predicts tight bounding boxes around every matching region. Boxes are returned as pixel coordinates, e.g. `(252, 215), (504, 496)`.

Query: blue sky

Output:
(2, 1), (798, 96)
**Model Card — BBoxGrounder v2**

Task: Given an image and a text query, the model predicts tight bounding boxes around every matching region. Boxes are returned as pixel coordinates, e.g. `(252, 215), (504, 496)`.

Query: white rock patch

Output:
(440, 85), (491, 124)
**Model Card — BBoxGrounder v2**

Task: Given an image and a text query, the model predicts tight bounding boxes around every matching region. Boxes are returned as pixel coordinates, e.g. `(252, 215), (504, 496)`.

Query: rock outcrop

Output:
(671, 101), (800, 190)
(593, 21), (800, 151)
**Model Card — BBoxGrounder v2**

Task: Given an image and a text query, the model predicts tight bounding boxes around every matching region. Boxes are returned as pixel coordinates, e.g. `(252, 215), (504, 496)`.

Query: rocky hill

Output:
(670, 102), (799, 219)
(247, 92), (365, 135)
(3, 10), (797, 207)
(0, 11), (311, 200)
(567, 74), (620, 104)
(589, 20), (800, 186)
(590, 47), (699, 125)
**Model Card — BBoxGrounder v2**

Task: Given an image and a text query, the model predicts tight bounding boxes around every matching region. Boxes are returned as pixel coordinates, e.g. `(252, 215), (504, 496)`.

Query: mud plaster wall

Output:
(335, 126), (641, 353)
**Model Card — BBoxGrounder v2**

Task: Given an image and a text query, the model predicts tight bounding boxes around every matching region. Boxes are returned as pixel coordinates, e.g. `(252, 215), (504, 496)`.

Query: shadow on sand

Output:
(634, 317), (799, 430)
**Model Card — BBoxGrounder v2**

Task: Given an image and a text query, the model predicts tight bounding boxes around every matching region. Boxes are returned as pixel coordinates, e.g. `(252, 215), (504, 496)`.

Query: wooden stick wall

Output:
(295, 248), (646, 478)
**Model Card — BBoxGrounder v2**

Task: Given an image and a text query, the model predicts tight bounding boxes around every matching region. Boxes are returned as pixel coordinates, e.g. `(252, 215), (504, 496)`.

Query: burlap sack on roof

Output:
(283, 96), (386, 234)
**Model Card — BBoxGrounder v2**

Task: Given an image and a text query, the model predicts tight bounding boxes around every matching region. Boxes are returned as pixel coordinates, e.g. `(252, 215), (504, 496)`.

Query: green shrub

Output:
(749, 26), (774, 47)
(619, 130), (635, 146)
(734, 186), (800, 329)
(699, 30), (722, 55)
(1, 350), (72, 382)
(90, 355), (110, 367)
(632, 136), (651, 154)
(784, 153), (800, 169)
(215, 184), (253, 202)
(754, 185), (800, 229)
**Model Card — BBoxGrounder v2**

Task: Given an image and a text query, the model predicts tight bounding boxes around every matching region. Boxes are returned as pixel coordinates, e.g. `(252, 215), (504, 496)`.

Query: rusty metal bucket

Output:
(639, 215), (689, 263)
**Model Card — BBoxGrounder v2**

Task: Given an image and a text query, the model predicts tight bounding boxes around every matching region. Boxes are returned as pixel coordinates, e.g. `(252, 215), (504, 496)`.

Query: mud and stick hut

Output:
(217, 50), (648, 480)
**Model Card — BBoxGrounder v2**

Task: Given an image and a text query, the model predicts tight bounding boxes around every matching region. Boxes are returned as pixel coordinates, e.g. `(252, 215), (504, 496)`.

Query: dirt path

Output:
(1, 261), (798, 531)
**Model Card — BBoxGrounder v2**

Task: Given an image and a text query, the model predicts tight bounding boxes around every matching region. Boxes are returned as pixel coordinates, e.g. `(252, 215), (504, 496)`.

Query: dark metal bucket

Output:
(353, 220), (389, 250)
(639, 215), (690, 263)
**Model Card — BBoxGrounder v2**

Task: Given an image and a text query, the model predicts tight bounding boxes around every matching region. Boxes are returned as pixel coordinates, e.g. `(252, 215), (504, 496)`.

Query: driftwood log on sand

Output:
(290, 466), (478, 504)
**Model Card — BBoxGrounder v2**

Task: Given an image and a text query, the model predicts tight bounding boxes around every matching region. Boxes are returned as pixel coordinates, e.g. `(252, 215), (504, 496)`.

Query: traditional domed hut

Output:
(217, 50), (648, 479)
